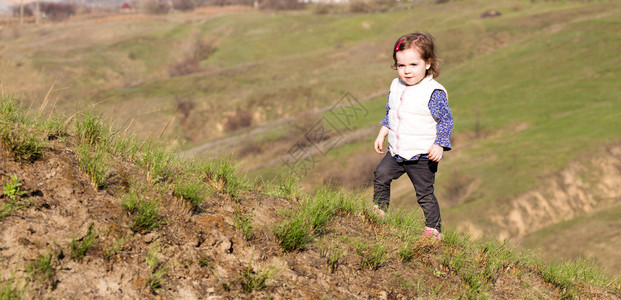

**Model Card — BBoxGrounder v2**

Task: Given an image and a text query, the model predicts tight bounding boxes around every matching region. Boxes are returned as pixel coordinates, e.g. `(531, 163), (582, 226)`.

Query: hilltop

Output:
(1, 96), (620, 298)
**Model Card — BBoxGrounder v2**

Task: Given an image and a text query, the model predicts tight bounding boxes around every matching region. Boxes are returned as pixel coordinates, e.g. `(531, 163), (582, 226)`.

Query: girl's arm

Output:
(375, 126), (390, 154)
(375, 95), (391, 154)
(428, 89), (454, 161)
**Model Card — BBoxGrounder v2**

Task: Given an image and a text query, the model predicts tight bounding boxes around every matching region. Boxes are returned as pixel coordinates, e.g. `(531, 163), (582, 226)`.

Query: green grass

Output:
(274, 187), (363, 251)
(239, 258), (276, 294)
(319, 240), (343, 273)
(541, 258), (621, 299)
(359, 241), (388, 271)
(26, 252), (56, 288)
(145, 243), (167, 291)
(172, 175), (207, 208)
(0, 273), (24, 299)
(70, 223), (97, 261)
(234, 206), (254, 241)
(103, 237), (126, 260)
(75, 109), (107, 146)
(0, 96), (44, 162)
(262, 172), (300, 200)
(121, 186), (164, 232)
(198, 256), (215, 270)
(76, 143), (110, 189)
(138, 139), (177, 184)
(1, 175), (29, 219)
(2, 175), (27, 201)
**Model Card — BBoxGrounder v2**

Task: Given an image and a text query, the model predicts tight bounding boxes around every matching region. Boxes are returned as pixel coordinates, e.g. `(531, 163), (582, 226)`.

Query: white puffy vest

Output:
(387, 76), (447, 160)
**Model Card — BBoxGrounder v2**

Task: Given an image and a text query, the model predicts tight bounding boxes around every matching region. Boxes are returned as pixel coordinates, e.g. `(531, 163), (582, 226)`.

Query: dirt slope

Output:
(1, 136), (619, 299)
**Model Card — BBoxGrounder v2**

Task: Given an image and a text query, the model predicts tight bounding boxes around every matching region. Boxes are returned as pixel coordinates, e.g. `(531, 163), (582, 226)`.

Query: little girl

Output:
(372, 32), (453, 240)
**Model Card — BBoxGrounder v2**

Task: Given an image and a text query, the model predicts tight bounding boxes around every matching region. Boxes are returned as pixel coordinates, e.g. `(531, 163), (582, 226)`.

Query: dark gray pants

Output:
(373, 153), (442, 232)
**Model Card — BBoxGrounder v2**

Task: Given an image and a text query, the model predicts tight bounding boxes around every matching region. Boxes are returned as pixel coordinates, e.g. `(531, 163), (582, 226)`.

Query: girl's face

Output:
(395, 48), (430, 86)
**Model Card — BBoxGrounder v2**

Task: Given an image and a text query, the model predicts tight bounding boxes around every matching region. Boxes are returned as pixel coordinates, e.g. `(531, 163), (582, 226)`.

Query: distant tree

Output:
(172, 0), (196, 11)
(205, 0), (253, 6)
(12, 2), (76, 22)
(260, 0), (305, 10)
(12, 4), (33, 17)
(139, 0), (171, 14)
(40, 2), (77, 21)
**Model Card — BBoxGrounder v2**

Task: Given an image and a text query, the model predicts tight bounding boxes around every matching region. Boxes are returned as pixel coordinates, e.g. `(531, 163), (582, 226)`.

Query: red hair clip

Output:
(395, 39), (403, 51)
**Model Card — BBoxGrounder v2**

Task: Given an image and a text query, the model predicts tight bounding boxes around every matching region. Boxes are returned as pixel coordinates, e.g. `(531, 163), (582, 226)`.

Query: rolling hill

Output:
(1, 0), (620, 276)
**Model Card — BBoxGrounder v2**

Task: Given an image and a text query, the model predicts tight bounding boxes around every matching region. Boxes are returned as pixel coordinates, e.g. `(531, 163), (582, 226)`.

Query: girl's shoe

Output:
(422, 226), (444, 241)
(371, 205), (385, 218)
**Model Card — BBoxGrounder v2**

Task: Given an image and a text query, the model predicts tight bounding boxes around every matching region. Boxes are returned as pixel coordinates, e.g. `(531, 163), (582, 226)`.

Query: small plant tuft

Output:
(104, 237), (126, 260)
(239, 259), (276, 293)
(1, 175), (29, 219)
(121, 185), (164, 233)
(0, 273), (25, 299)
(76, 143), (109, 189)
(145, 243), (167, 291)
(139, 139), (176, 184)
(26, 252), (57, 289)
(3, 175), (27, 201)
(198, 256), (215, 270)
(70, 222), (97, 261)
(359, 242), (388, 270)
(234, 206), (254, 241)
(199, 156), (244, 198)
(173, 176), (206, 209)
(75, 109), (106, 146)
(319, 241), (343, 273)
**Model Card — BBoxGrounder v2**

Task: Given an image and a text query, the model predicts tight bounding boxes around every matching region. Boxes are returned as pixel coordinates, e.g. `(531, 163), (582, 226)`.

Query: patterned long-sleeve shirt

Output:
(380, 89), (453, 162)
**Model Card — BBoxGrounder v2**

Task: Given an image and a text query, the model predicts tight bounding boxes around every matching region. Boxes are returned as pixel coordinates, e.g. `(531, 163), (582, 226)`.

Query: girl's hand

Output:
(375, 126), (390, 154)
(374, 136), (385, 154)
(427, 144), (444, 162)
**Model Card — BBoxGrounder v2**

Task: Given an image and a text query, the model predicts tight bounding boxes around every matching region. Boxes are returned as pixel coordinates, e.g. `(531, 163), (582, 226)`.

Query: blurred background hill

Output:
(1, 0), (620, 274)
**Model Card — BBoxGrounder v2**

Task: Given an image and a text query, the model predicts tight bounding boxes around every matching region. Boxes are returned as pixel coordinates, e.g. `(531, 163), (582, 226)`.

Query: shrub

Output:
(312, 3), (333, 15)
(225, 108), (253, 132)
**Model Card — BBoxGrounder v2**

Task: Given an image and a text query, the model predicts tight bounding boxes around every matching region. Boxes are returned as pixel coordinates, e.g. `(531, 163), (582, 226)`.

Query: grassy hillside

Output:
(1, 0), (620, 273)
(2, 96), (620, 298)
